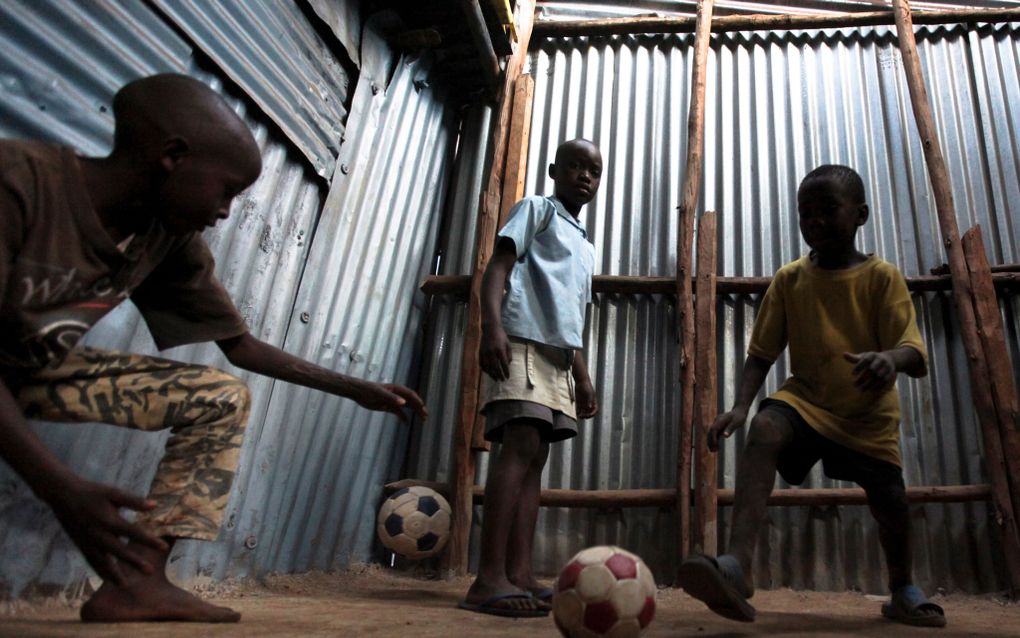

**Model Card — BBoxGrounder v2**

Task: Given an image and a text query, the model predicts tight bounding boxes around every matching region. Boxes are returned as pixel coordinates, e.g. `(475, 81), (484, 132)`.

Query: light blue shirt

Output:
(498, 195), (595, 350)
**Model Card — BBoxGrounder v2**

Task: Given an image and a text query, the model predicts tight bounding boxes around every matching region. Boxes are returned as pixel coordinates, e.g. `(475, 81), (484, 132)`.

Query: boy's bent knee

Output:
(745, 411), (793, 451)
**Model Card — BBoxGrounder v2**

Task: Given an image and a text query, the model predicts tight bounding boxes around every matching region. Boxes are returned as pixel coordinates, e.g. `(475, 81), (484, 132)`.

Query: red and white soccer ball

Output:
(553, 545), (657, 637)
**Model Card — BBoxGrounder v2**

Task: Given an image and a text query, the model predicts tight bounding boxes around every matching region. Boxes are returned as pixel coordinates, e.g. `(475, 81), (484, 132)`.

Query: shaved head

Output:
(112, 73), (261, 177)
(554, 138), (600, 165)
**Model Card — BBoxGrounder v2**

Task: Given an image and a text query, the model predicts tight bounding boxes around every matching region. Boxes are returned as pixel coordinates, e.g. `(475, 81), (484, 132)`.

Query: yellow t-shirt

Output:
(747, 254), (927, 466)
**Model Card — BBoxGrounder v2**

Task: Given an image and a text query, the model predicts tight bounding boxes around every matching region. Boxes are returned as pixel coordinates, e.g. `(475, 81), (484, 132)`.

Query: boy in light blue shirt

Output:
(459, 139), (602, 617)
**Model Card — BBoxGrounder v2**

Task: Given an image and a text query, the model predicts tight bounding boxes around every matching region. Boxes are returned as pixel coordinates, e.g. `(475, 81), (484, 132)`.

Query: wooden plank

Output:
(693, 211), (718, 555)
(892, 0), (1020, 596)
(421, 272), (1020, 297)
(963, 226), (1020, 536)
(444, 0), (536, 577)
(676, 0), (715, 565)
(531, 8), (1020, 38)
(469, 73), (536, 451)
(497, 74), (536, 228)
(385, 479), (992, 508)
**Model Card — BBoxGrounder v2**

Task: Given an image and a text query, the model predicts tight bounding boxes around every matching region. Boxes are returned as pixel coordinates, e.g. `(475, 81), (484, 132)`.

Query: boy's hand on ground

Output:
(479, 327), (512, 381)
(48, 479), (167, 586)
(576, 378), (598, 419)
(843, 351), (895, 392)
(708, 408), (748, 452)
(351, 381), (427, 421)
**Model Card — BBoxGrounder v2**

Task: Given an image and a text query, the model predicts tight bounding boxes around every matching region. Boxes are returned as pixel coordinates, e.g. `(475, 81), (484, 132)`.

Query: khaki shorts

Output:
(480, 338), (578, 443)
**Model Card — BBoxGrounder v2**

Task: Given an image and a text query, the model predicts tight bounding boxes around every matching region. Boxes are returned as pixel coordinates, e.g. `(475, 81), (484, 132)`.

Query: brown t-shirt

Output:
(0, 140), (247, 375)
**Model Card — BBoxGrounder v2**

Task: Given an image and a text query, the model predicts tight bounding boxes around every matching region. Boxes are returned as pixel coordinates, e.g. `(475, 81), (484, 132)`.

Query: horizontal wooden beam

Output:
(385, 479), (990, 508)
(421, 272), (1020, 297)
(532, 8), (1020, 38)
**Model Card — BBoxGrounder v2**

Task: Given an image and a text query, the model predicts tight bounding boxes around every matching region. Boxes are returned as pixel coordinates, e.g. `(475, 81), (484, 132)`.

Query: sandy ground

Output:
(2, 565), (1017, 637)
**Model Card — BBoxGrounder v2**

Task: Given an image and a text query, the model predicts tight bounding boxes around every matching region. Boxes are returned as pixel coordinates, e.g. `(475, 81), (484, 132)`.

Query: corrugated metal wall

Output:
(412, 22), (1020, 593)
(0, 0), (459, 597)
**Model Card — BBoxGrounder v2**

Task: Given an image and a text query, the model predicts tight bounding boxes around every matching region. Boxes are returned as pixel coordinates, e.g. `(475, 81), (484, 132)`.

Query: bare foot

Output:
(79, 538), (239, 623)
(81, 579), (240, 623)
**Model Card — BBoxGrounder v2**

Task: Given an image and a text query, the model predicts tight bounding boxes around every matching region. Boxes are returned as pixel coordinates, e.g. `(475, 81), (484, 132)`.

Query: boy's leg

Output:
(727, 408), (797, 583)
(463, 419), (546, 614)
(505, 435), (550, 598)
(679, 406), (797, 622)
(863, 473), (946, 626)
(16, 346), (250, 622)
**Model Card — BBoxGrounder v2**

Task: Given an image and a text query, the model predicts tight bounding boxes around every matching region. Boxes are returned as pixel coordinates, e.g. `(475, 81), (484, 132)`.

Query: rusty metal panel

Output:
(150, 0), (351, 179)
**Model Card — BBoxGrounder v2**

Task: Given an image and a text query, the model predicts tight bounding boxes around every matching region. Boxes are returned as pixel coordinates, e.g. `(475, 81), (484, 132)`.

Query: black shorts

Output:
(761, 399), (905, 492)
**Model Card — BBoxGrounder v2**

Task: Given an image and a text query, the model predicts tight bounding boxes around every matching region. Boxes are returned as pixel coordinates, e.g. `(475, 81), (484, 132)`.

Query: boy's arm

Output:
(0, 380), (168, 585)
(217, 333), (427, 421)
(843, 346), (926, 393)
(708, 354), (773, 452)
(572, 351), (598, 419)
(478, 237), (517, 381)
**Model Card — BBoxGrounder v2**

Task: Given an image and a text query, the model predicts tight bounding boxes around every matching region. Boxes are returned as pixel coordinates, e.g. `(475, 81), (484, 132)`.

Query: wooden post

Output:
(470, 74), (536, 451)
(675, 0), (714, 567)
(892, 0), (1020, 595)
(498, 74), (536, 228)
(962, 226), (1020, 539)
(693, 211), (718, 555)
(443, 0), (536, 576)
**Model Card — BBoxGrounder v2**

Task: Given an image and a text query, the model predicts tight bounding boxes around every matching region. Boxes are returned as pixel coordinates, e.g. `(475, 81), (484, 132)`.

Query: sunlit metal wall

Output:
(413, 22), (1020, 593)
(0, 0), (458, 597)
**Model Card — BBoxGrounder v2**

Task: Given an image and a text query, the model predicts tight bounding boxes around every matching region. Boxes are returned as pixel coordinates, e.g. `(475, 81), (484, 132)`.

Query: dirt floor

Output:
(2, 565), (1017, 637)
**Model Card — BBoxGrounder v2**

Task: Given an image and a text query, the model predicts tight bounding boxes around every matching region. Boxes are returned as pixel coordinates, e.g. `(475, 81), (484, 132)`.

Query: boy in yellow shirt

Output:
(678, 165), (946, 627)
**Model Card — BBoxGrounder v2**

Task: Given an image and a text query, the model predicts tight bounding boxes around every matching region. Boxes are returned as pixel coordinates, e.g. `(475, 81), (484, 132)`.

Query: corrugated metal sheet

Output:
(412, 22), (1020, 592)
(150, 0), (351, 180)
(0, 0), (459, 596)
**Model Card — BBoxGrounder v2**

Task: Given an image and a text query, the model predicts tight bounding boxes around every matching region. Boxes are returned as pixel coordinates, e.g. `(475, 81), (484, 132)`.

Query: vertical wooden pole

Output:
(498, 74), (536, 228)
(676, 0), (715, 567)
(892, 0), (1020, 594)
(444, 0), (536, 576)
(694, 211), (719, 555)
(470, 73), (536, 451)
(962, 227), (1020, 568)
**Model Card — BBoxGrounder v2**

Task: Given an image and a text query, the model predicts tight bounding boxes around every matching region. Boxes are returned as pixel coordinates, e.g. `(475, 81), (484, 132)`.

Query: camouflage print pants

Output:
(14, 346), (251, 541)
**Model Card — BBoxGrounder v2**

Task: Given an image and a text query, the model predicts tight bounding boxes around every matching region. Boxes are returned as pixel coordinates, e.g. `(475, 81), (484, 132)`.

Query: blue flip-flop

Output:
(678, 554), (756, 622)
(881, 584), (946, 627)
(457, 592), (549, 618)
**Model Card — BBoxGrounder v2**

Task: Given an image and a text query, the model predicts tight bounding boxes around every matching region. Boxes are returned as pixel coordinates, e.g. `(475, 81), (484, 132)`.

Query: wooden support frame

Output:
(693, 212), (718, 556)
(444, 0), (536, 576)
(962, 227), (1020, 543)
(387, 479), (992, 508)
(675, 0), (715, 567)
(531, 7), (1020, 38)
(421, 272), (1020, 297)
(892, 0), (1020, 595)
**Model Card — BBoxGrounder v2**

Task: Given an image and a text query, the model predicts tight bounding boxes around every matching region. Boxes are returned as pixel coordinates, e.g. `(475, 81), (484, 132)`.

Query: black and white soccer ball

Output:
(377, 486), (452, 559)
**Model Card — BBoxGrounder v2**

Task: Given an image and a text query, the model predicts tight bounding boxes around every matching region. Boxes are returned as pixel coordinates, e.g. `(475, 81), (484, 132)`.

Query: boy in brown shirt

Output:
(0, 74), (426, 623)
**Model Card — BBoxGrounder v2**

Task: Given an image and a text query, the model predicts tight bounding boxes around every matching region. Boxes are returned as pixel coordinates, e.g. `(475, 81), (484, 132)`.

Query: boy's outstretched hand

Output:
(707, 407), (748, 452)
(843, 351), (896, 392)
(349, 380), (428, 422)
(47, 478), (168, 586)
